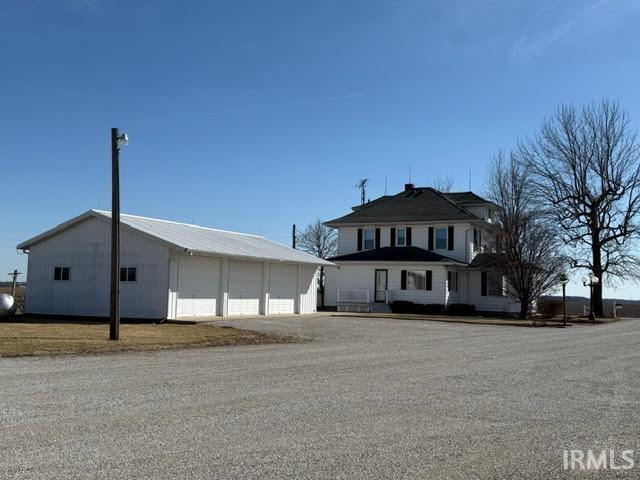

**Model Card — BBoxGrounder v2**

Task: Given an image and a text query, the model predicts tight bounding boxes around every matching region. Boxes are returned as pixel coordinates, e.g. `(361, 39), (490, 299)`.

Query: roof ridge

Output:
(427, 189), (483, 219)
(91, 209), (264, 238)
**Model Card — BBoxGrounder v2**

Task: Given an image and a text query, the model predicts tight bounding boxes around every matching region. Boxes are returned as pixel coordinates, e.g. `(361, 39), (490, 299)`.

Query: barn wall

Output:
(298, 265), (318, 314)
(26, 217), (170, 318)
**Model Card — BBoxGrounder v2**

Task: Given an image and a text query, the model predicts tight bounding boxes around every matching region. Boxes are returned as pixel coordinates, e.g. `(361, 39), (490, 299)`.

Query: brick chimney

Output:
(404, 183), (414, 192)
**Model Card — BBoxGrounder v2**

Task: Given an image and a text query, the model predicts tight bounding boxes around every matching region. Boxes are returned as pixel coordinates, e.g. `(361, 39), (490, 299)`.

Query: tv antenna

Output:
(355, 178), (369, 205)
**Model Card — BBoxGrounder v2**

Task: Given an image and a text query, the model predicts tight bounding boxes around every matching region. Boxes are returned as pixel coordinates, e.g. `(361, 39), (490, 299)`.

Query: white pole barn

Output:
(17, 210), (332, 320)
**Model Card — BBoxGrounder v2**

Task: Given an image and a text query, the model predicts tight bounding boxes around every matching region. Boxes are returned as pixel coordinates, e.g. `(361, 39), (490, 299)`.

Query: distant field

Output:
(541, 296), (640, 318)
(0, 286), (25, 295)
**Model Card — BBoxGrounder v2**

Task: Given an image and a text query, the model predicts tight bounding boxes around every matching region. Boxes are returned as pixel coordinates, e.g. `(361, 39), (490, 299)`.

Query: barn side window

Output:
(120, 267), (137, 282)
(54, 267), (70, 281)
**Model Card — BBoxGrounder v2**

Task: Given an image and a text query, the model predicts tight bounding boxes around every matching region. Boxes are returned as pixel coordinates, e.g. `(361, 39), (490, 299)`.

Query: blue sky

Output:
(2, 0), (640, 299)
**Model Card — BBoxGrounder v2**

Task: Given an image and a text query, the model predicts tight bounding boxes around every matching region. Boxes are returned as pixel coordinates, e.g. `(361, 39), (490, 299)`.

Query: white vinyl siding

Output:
(325, 264), (447, 307)
(335, 224), (476, 262)
(466, 271), (519, 313)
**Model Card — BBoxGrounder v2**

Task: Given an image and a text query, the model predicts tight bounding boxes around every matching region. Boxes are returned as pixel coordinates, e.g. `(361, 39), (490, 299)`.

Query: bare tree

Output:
(297, 220), (337, 307)
(487, 151), (565, 319)
(519, 100), (640, 316)
(433, 175), (454, 192)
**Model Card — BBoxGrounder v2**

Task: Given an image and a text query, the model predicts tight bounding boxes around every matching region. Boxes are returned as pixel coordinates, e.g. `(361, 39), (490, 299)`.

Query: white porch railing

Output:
(337, 289), (370, 312)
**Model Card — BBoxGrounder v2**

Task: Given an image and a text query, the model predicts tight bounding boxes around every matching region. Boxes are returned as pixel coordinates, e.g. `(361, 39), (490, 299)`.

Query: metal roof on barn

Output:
(17, 210), (332, 266)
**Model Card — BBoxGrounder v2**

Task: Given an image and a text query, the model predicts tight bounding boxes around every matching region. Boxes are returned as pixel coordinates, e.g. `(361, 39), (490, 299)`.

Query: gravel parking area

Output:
(1, 316), (639, 479)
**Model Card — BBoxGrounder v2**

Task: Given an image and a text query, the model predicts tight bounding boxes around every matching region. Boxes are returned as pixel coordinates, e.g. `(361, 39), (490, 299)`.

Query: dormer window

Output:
(396, 227), (406, 246)
(363, 228), (375, 250)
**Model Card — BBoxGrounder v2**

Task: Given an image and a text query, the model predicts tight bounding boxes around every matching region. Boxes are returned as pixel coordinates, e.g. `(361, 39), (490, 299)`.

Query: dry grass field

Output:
(0, 285), (25, 295)
(0, 320), (294, 357)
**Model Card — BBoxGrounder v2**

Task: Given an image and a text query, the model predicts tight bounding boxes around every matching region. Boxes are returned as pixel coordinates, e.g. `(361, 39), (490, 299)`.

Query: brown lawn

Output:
(0, 320), (295, 357)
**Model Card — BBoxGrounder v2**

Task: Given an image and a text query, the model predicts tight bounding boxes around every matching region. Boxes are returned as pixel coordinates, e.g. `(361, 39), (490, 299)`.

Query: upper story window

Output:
(473, 228), (481, 252)
(120, 267), (137, 282)
(53, 267), (70, 281)
(435, 228), (447, 249)
(396, 227), (406, 246)
(363, 228), (375, 250)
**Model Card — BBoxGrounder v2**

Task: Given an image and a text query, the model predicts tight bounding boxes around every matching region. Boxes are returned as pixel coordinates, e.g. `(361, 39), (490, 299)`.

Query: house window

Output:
(447, 271), (458, 292)
(363, 228), (375, 250)
(53, 267), (70, 281)
(487, 272), (503, 296)
(120, 267), (137, 282)
(396, 227), (406, 247)
(407, 271), (426, 290)
(435, 228), (447, 249)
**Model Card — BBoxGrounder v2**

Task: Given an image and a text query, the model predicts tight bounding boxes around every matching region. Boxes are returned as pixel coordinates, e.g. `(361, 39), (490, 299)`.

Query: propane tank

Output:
(0, 294), (17, 319)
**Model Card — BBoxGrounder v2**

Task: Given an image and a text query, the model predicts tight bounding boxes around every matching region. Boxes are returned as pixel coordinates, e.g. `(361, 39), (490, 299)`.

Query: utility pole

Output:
(110, 128), (120, 341)
(292, 224), (296, 249)
(7, 269), (21, 297)
(110, 128), (128, 341)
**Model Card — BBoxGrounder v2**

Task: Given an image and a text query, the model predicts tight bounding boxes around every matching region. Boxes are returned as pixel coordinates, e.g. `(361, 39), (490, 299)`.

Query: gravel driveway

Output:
(1, 316), (639, 479)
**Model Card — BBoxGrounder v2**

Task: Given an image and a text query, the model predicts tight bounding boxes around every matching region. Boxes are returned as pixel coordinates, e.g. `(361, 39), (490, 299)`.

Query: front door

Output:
(374, 269), (388, 303)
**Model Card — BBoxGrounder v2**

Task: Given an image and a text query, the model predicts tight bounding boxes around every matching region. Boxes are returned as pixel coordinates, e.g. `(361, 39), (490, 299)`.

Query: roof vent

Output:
(404, 183), (414, 192)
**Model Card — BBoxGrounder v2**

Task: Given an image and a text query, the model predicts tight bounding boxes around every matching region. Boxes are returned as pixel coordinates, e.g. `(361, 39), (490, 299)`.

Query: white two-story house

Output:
(324, 184), (519, 314)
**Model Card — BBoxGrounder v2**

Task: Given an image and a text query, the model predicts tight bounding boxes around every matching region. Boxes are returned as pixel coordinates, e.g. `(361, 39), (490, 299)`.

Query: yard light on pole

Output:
(581, 273), (599, 322)
(110, 128), (129, 341)
(558, 273), (569, 327)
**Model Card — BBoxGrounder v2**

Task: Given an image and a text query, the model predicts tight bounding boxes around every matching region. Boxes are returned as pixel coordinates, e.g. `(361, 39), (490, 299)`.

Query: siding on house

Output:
(465, 270), (520, 313)
(324, 264), (448, 306)
(336, 223), (476, 262)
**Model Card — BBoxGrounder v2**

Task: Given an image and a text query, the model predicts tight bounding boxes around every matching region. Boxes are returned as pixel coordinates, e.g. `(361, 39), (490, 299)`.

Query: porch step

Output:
(370, 303), (392, 313)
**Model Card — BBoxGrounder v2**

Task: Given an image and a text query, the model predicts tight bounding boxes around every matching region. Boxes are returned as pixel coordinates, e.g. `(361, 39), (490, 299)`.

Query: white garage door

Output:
(176, 256), (220, 317)
(269, 264), (297, 315)
(228, 261), (262, 316)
